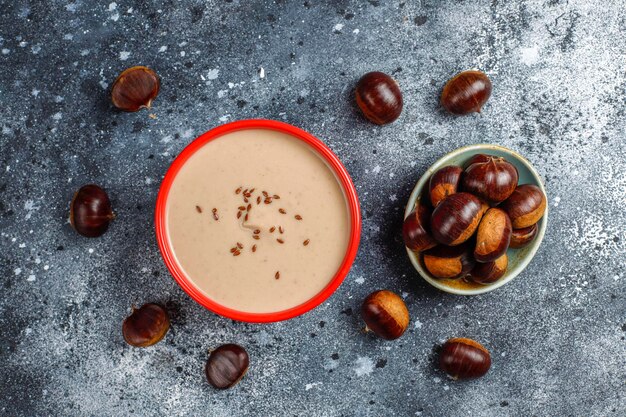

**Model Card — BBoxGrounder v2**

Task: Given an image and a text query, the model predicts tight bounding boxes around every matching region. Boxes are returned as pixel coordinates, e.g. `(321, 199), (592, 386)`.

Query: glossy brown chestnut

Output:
(470, 253), (508, 284)
(464, 153), (491, 168)
(70, 184), (115, 237)
(439, 337), (491, 379)
(355, 72), (403, 125)
(361, 290), (409, 340)
(429, 165), (463, 207)
(403, 201), (437, 252)
(509, 223), (539, 249)
(122, 303), (170, 347)
(474, 208), (512, 263)
(501, 184), (547, 229)
(461, 156), (519, 204)
(205, 344), (249, 389)
(111, 66), (160, 112)
(440, 70), (492, 115)
(422, 243), (475, 280)
(430, 192), (487, 246)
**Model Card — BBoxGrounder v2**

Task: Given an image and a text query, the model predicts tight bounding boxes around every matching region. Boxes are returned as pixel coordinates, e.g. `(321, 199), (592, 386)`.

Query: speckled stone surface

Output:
(1, 1), (625, 416)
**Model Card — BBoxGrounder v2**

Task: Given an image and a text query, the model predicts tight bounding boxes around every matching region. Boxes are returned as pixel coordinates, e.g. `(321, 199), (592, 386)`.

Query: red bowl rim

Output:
(155, 119), (361, 323)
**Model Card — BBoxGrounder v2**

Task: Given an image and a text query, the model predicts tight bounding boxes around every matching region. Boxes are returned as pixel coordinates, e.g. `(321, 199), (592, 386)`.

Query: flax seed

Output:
(252, 244), (257, 252)
(279, 226), (284, 234)
(212, 208), (219, 221)
(247, 204), (251, 211)
(244, 197), (249, 203)
(249, 188), (255, 193)
(254, 229), (261, 234)
(279, 208), (286, 214)
(262, 191), (269, 197)
(230, 247), (237, 253)
(244, 213), (249, 221)
(277, 238), (284, 244)
(295, 215), (302, 220)
(196, 205), (202, 213)
(303, 239), (310, 246)
(252, 235), (260, 240)
(233, 251), (241, 256)
(237, 242), (243, 249)
(275, 271), (280, 280)
(269, 226), (276, 233)
(236, 187), (242, 194)
(264, 198), (271, 204)
(273, 195), (280, 199)
(237, 211), (242, 219)
(238, 206), (246, 211)
(257, 196), (261, 204)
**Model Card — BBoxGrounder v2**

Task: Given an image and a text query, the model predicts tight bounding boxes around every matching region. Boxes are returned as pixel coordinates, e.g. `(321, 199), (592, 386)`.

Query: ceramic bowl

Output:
(404, 144), (548, 295)
(156, 120), (361, 322)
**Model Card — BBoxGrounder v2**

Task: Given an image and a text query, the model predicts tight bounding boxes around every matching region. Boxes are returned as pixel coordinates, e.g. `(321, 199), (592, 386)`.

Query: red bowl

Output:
(155, 119), (361, 323)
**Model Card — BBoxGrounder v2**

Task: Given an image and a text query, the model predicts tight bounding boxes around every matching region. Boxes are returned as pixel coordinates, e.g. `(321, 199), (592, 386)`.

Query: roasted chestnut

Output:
(111, 66), (160, 112)
(439, 337), (491, 379)
(355, 72), (403, 125)
(205, 344), (249, 389)
(70, 184), (115, 237)
(122, 303), (170, 347)
(428, 165), (463, 207)
(440, 70), (492, 115)
(509, 223), (538, 249)
(430, 192), (486, 246)
(474, 208), (511, 263)
(422, 243), (475, 280)
(461, 156), (518, 204)
(402, 201), (437, 252)
(470, 253), (508, 284)
(361, 290), (409, 340)
(501, 184), (546, 229)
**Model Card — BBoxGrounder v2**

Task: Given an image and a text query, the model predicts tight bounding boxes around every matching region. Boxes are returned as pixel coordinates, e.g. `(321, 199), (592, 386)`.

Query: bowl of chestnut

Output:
(403, 144), (548, 295)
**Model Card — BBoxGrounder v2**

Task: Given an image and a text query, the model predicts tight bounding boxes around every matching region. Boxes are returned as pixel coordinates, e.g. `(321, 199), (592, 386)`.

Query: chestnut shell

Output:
(402, 201), (437, 252)
(474, 208), (512, 263)
(510, 224), (538, 249)
(430, 192), (486, 246)
(440, 70), (492, 115)
(470, 253), (508, 284)
(111, 66), (160, 112)
(361, 290), (410, 340)
(355, 72), (403, 125)
(122, 303), (170, 347)
(205, 344), (250, 389)
(461, 156), (519, 204)
(422, 243), (475, 280)
(70, 184), (114, 237)
(501, 184), (546, 229)
(439, 337), (491, 379)
(428, 165), (463, 207)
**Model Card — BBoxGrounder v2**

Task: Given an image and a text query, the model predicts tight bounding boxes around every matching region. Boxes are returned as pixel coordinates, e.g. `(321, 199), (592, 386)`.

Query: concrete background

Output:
(1, 1), (624, 416)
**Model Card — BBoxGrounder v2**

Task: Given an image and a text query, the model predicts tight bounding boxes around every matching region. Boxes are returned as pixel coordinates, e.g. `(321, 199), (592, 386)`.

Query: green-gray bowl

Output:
(404, 144), (548, 295)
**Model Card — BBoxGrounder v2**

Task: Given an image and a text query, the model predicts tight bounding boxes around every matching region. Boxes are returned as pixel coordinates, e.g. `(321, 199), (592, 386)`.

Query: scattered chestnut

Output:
(430, 192), (486, 246)
(361, 290), (409, 340)
(402, 201), (437, 252)
(355, 71), (403, 125)
(70, 184), (115, 237)
(205, 344), (250, 389)
(501, 184), (547, 229)
(474, 208), (511, 263)
(122, 303), (170, 347)
(461, 156), (519, 204)
(440, 70), (492, 115)
(422, 243), (475, 279)
(509, 223), (539, 249)
(428, 165), (463, 207)
(470, 253), (508, 284)
(111, 66), (160, 112)
(439, 337), (491, 379)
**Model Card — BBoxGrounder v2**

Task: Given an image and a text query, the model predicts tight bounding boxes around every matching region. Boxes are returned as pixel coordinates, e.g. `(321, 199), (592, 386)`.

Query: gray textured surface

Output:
(1, 1), (625, 416)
